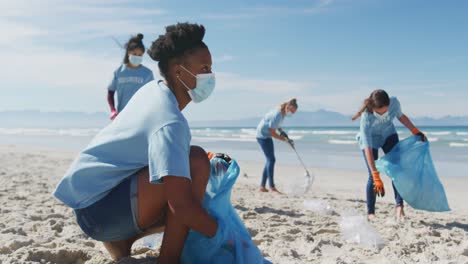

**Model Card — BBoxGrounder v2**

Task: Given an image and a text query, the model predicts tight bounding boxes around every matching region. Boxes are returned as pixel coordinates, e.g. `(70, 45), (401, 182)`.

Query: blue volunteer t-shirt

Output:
(357, 97), (404, 149)
(108, 64), (154, 112)
(54, 81), (191, 209)
(256, 109), (284, 139)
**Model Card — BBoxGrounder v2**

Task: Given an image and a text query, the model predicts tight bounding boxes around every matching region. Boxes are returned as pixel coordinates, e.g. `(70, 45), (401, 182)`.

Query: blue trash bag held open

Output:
(376, 135), (450, 212)
(181, 158), (272, 264)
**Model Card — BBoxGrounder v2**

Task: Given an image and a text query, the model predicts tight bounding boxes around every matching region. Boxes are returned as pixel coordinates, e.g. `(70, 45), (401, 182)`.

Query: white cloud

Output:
(0, 49), (116, 89)
(299, 86), (372, 113)
(0, 0), (166, 91)
(319, 0), (335, 6)
(0, 0), (167, 42)
(423, 91), (447, 97)
(59, 20), (165, 42)
(0, 0), (166, 18)
(0, 20), (48, 44)
(216, 72), (314, 94)
(202, 0), (336, 20)
(215, 55), (236, 63)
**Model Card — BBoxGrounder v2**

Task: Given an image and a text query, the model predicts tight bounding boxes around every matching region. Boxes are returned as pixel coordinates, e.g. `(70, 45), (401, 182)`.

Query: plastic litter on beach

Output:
(303, 199), (334, 215)
(339, 213), (385, 249)
(133, 233), (164, 249)
(285, 172), (314, 197)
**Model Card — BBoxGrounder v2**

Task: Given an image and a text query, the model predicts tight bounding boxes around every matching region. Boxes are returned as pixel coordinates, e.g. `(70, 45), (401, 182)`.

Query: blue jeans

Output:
(362, 133), (404, 214)
(257, 137), (276, 188)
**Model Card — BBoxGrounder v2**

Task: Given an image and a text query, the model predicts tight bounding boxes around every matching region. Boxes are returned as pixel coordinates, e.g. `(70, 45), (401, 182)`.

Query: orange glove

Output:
(207, 152), (215, 160)
(411, 127), (427, 142)
(207, 152), (232, 164)
(372, 171), (385, 197)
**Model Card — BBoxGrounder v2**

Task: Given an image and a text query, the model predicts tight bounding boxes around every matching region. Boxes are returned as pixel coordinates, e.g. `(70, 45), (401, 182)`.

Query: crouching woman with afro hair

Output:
(53, 23), (219, 263)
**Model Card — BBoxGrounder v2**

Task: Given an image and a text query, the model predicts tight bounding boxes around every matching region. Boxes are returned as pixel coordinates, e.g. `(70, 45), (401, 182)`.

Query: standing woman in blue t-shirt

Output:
(54, 23), (220, 264)
(353, 89), (426, 220)
(256, 98), (298, 193)
(107, 33), (154, 120)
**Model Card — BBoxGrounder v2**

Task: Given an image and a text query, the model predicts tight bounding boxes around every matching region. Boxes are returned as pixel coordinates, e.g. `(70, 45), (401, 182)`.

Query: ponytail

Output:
(352, 98), (372, 121)
(352, 89), (390, 121)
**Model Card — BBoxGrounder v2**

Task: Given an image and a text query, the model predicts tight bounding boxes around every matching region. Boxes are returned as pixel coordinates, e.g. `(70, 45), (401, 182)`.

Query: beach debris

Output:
(339, 213), (385, 249)
(140, 233), (164, 249)
(285, 174), (313, 197)
(303, 199), (334, 215)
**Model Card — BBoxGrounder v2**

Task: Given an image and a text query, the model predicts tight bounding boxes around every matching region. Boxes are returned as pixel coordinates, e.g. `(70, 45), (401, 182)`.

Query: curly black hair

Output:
(148, 22), (207, 78)
(123, 33), (145, 64)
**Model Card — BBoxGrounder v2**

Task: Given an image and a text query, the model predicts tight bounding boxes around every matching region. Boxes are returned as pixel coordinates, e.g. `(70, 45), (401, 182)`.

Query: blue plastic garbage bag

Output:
(181, 157), (272, 264)
(376, 135), (450, 212)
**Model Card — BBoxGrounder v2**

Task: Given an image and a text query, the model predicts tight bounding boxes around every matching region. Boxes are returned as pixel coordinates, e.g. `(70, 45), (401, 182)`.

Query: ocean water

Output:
(1, 126), (467, 177)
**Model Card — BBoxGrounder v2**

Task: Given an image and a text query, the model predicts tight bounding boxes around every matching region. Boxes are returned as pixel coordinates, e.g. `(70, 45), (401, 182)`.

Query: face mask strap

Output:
(177, 75), (192, 91)
(180, 65), (197, 78)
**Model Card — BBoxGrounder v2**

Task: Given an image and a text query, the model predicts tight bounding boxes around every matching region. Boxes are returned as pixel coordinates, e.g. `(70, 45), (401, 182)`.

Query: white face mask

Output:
(128, 55), (143, 66)
(374, 111), (389, 120)
(177, 65), (216, 103)
(286, 105), (296, 117)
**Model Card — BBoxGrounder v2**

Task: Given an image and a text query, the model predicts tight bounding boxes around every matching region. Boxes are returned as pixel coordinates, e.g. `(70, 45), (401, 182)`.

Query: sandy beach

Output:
(1, 144), (468, 264)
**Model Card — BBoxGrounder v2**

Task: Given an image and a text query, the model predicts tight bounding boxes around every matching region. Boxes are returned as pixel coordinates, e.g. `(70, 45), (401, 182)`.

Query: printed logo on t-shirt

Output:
(118, 76), (144, 85)
(377, 116), (391, 124)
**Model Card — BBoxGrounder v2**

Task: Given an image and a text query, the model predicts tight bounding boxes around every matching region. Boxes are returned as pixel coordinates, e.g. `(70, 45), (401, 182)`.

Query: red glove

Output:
(372, 171), (385, 197)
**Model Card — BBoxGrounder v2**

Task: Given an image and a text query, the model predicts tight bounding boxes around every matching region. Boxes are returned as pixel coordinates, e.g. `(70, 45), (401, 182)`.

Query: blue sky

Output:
(1, 0), (467, 121)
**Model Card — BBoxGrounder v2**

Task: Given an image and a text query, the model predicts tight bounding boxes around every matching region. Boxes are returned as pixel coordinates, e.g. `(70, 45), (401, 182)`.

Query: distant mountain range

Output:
(0, 110), (109, 128)
(1, 110), (467, 128)
(190, 109), (468, 127)
(190, 109), (355, 127)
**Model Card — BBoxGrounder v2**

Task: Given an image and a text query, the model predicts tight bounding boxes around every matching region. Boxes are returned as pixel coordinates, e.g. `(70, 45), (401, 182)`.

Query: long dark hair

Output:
(352, 89), (390, 121)
(123, 33), (145, 64)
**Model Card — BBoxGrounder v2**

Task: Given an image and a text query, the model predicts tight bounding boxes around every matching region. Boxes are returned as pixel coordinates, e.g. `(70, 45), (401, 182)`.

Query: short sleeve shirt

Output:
(108, 64), (154, 112)
(256, 109), (284, 139)
(357, 97), (404, 149)
(54, 81), (191, 209)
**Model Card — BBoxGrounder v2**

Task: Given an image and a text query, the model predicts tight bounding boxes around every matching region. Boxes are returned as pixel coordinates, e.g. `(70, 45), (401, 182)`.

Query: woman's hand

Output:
(398, 114), (426, 141)
(270, 128), (287, 141)
(164, 176), (218, 237)
(279, 131), (289, 139)
(372, 171), (385, 197)
(110, 110), (118, 120)
(411, 128), (427, 142)
(278, 129), (293, 145)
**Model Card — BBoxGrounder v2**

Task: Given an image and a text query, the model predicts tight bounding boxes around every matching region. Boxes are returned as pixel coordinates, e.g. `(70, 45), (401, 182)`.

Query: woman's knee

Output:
(267, 155), (276, 164)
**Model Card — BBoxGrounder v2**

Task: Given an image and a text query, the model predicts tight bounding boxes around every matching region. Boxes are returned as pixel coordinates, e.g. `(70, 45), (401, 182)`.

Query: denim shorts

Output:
(74, 173), (143, 242)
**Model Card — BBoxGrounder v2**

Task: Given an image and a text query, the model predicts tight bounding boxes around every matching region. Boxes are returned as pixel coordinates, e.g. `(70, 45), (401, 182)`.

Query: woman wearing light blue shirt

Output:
(54, 23), (219, 263)
(353, 90), (426, 220)
(107, 33), (154, 120)
(256, 98), (298, 193)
